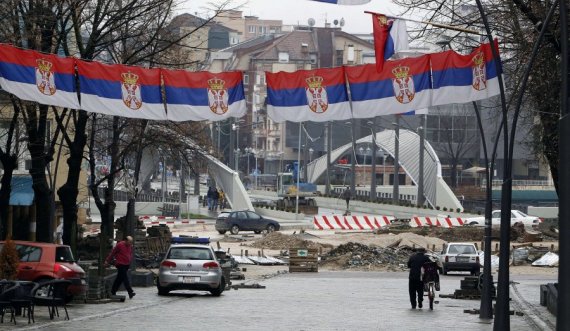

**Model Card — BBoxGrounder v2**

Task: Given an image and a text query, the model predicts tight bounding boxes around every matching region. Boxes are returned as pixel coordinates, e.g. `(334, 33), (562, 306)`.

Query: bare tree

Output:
(393, 0), (565, 193)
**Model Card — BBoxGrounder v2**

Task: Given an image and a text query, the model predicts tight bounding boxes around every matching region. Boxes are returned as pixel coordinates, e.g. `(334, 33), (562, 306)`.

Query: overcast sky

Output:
(179, 0), (402, 34)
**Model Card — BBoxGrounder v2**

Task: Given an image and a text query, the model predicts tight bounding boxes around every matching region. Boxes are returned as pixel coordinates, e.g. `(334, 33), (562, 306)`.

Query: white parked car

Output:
(464, 210), (542, 229)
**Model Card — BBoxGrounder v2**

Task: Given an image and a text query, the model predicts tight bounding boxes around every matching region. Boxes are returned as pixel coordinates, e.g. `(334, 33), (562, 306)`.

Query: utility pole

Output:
(368, 119), (377, 201)
(418, 115), (426, 206)
(325, 122), (331, 196)
(393, 117), (400, 203)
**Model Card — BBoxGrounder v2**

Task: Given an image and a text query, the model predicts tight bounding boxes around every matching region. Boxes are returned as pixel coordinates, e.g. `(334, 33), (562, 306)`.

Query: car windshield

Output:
(56, 246), (75, 262)
(167, 247), (213, 260)
(448, 245), (476, 254)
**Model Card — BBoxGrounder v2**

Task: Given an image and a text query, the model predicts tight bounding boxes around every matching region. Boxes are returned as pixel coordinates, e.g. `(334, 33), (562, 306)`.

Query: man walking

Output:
(105, 236), (136, 299)
(407, 247), (429, 309)
(342, 186), (352, 211)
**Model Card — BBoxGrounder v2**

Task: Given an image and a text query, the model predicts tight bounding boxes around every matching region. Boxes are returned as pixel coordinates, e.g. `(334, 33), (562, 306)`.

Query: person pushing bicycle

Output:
(422, 255), (441, 310)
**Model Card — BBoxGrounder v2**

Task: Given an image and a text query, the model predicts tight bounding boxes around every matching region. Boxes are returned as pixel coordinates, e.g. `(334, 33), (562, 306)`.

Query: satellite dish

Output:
(333, 19), (339, 26)
(308, 18), (316, 27)
(340, 18), (345, 27)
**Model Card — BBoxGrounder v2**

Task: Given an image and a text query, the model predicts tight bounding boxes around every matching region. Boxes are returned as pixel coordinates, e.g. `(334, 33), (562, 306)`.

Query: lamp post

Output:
(346, 121), (356, 196)
(367, 120), (378, 201)
(234, 148), (240, 172)
(254, 149), (258, 189)
(418, 119), (426, 206)
(393, 119), (400, 203)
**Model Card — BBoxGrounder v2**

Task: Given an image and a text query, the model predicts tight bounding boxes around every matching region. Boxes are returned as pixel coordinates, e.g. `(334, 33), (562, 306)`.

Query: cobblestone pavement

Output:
(5, 271), (556, 331)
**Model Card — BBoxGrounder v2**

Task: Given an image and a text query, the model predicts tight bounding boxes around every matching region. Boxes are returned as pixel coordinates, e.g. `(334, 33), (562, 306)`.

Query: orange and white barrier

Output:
(439, 217), (465, 228)
(410, 216), (465, 228)
(139, 216), (194, 226)
(410, 216), (438, 228)
(313, 215), (394, 230)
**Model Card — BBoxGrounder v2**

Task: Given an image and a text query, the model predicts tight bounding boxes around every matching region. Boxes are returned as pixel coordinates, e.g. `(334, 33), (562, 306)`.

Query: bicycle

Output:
(425, 280), (437, 310)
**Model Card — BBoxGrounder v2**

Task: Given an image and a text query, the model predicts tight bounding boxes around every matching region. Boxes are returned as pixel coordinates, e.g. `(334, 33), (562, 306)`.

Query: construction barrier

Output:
(313, 215), (395, 230)
(410, 216), (465, 228)
(139, 216), (196, 226)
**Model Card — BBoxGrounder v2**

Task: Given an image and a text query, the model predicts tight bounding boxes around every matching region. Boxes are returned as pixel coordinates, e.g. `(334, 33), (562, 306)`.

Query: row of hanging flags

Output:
(267, 40), (500, 122)
(0, 44), (246, 121)
(0, 13), (500, 123)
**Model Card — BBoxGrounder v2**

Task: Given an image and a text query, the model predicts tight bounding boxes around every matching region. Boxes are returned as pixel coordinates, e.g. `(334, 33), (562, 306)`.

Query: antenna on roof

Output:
(340, 18), (345, 27)
(333, 19), (339, 26)
(308, 18), (316, 27)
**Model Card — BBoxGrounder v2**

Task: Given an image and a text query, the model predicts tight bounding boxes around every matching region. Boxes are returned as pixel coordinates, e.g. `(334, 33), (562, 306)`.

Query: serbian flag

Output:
(0, 44), (79, 109)
(309, 0), (371, 4)
(162, 69), (246, 122)
(76, 60), (165, 120)
(431, 41), (501, 106)
(266, 67), (351, 123)
(371, 13), (409, 72)
(345, 54), (432, 118)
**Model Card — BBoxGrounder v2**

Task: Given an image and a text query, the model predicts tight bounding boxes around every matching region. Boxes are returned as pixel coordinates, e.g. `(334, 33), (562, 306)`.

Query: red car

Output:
(0, 240), (87, 301)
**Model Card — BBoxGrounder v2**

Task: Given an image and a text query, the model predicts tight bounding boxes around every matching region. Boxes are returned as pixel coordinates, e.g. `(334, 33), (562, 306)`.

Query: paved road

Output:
(11, 271), (556, 331)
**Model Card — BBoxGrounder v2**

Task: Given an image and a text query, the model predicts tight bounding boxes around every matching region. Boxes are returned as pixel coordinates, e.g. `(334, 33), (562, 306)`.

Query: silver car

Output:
(157, 244), (225, 296)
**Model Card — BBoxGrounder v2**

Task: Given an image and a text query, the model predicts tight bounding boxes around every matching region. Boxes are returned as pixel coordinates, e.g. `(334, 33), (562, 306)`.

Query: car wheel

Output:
(218, 230), (226, 234)
(157, 282), (169, 296)
(34, 277), (54, 297)
(230, 225), (240, 235)
(254, 230), (261, 234)
(210, 278), (225, 297)
(266, 224), (276, 233)
(469, 221), (478, 226)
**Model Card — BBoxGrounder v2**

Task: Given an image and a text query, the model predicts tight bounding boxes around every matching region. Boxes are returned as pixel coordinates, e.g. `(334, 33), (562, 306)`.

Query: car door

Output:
(491, 211), (501, 224)
(246, 211), (263, 231)
(235, 211), (249, 230)
(16, 244), (42, 281)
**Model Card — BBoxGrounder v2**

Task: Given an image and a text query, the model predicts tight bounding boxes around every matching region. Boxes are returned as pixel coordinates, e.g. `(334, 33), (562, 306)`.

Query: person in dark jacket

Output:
(342, 186), (352, 210)
(105, 236), (136, 299)
(407, 247), (430, 309)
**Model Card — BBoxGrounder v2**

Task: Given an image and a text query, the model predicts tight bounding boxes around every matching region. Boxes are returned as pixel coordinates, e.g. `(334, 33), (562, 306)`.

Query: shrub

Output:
(443, 207), (448, 212)
(456, 208), (461, 213)
(436, 206), (441, 210)
(0, 237), (20, 280)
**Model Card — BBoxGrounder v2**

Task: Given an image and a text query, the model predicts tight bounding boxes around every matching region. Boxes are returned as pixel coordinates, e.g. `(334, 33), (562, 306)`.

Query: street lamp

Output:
(234, 148), (240, 172)
(366, 120), (378, 201)
(309, 147), (314, 163)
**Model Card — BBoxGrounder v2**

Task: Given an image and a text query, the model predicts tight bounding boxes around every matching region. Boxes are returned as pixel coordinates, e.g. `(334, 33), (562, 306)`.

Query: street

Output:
(8, 271), (556, 331)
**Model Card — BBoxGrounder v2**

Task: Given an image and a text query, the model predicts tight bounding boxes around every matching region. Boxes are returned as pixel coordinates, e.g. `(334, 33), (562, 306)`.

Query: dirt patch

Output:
(248, 232), (334, 250)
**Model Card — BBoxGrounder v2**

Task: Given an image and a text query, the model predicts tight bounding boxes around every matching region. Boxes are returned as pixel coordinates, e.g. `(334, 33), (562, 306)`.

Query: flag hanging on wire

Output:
(430, 41), (501, 106)
(309, 0), (371, 4)
(371, 13), (409, 72)
(345, 54), (432, 118)
(76, 60), (166, 120)
(0, 44), (79, 109)
(266, 67), (351, 123)
(162, 69), (246, 122)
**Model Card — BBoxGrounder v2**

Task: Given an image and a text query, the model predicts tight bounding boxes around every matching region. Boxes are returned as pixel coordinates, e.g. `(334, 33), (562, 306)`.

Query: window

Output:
(243, 74), (249, 85)
(310, 54), (317, 64)
(248, 25), (255, 33)
(278, 52), (289, 63)
(56, 246), (75, 262)
(246, 211), (261, 220)
(168, 247), (212, 260)
(336, 50), (344, 67)
(17, 245), (42, 262)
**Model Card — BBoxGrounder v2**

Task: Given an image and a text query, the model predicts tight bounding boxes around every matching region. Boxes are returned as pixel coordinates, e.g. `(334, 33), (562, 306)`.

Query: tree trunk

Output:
(0, 154), (17, 240)
(57, 111), (88, 254)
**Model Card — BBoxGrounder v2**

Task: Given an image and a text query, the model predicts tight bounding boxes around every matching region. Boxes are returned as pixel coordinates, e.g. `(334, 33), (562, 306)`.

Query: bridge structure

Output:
(306, 129), (461, 210)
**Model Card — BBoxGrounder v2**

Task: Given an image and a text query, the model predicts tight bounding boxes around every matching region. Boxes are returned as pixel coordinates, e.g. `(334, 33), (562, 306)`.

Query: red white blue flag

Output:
(371, 14), (409, 72)
(266, 67), (351, 123)
(430, 41), (500, 106)
(0, 44), (79, 109)
(162, 69), (246, 122)
(345, 54), (432, 118)
(310, 0), (371, 4)
(76, 60), (165, 120)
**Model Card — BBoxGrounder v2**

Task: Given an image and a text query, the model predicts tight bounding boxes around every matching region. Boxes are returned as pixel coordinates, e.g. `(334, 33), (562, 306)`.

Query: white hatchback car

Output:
(439, 242), (481, 275)
(157, 244), (225, 296)
(464, 210), (542, 229)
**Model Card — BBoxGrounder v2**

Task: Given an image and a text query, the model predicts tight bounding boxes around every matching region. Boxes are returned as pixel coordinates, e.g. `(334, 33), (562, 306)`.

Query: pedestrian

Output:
(407, 247), (430, 309)
(105, 236), (136, 299)
(213, 188), (220, 211)
(206, 186), (215, 211)
(342, 186), (352, 210)
(218, 189), (226, 209)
